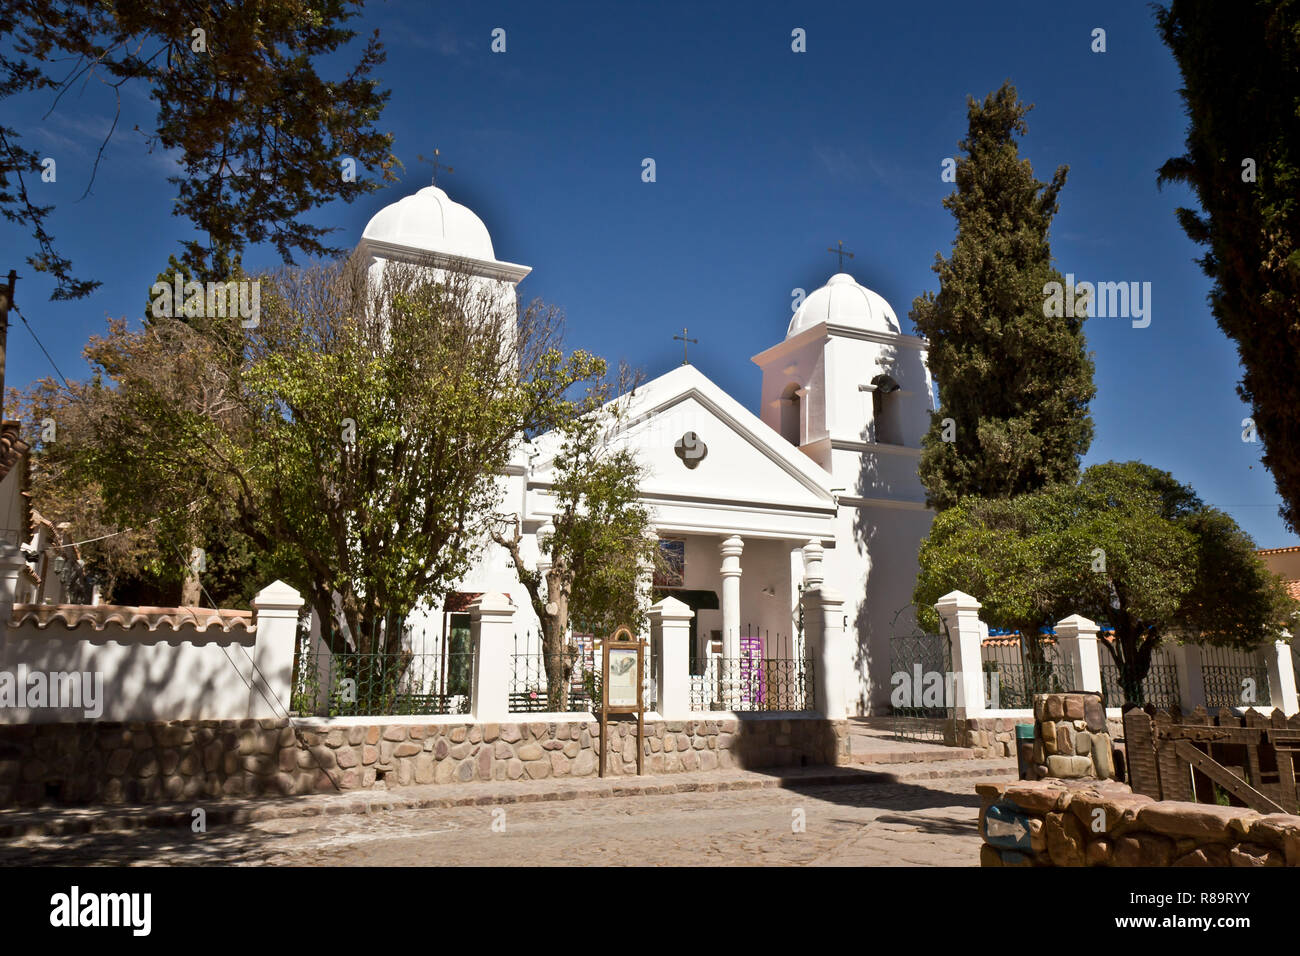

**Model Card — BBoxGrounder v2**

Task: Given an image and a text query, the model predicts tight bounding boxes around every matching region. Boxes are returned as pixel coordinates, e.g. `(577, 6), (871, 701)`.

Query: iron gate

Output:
(888, 605), (955, 742)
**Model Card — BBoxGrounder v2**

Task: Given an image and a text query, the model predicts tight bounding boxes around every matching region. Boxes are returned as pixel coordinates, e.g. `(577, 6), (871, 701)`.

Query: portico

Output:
(646, 530), (829, 671)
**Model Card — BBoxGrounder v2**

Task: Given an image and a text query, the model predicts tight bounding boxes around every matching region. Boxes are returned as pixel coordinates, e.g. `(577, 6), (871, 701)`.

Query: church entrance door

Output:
(653, 587), (719, 676)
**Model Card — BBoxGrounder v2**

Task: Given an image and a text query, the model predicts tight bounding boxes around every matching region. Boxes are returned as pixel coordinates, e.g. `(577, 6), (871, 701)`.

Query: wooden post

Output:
(598, 627), (645, 778)
(637, 640), (645, 776)
(599, 640), (607, 778)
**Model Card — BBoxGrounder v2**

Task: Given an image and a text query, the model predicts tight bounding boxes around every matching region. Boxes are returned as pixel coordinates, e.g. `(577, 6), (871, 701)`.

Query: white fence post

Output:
(470, 593), (514, 722)
(1054, 614), (1103, 694)
(649, 596), (693, 719)
(935, 590), (986, 718)
(802, 586), (847, 719)
(0, 542), (25, 611)
(1170, 643), (1207, 712)
(1264, 640), (1299, 715)
(250, 580), (305, 718)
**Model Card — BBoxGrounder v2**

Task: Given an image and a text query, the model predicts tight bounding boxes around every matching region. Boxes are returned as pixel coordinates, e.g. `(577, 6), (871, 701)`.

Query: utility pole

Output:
(0, 270), (15, 421)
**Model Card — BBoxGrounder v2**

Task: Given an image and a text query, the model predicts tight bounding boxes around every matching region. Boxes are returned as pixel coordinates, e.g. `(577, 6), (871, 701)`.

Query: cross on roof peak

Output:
(673, 327), (698, 365)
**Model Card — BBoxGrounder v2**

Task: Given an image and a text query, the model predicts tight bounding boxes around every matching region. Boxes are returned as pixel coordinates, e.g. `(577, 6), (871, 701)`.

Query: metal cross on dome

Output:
(417, 148), (454, 186)
(827, 240), (855, 272)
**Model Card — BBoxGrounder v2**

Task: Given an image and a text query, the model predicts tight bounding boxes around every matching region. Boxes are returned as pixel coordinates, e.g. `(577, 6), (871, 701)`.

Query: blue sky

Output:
(3, 0), (1293, 546)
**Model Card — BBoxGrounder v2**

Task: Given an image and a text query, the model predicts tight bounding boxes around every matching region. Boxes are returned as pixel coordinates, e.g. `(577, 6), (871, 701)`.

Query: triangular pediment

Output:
(529, 365), (835, 515)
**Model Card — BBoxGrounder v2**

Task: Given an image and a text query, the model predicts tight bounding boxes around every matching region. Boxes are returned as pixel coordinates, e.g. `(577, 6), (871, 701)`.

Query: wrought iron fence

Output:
(888, 605), (954, 741)
(981, 633), (1075, 710)
(1099, 646), (1180, 709)
(291, 620), (474, 717)
(509, 632), (598, 713)
(1201, 644), (1271, 711)
(688, 653), (814, 712)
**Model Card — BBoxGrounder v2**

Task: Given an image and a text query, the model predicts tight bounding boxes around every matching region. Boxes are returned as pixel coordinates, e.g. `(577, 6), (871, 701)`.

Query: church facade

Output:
(359, 184), (936, 717)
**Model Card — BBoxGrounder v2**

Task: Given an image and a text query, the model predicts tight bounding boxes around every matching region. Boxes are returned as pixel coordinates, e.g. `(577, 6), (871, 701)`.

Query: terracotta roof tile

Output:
(9, 603), (254, 635)
(1258, 546), (1300, 555)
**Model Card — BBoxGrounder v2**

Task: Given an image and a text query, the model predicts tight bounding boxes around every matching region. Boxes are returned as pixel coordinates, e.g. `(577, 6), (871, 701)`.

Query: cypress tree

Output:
(1155, 1), (1300, 533)
(912, 81), (1096, 510)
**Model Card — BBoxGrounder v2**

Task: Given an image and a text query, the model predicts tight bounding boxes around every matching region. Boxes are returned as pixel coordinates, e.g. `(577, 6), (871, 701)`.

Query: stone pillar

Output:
(719, 535), (744, 660)
(470, 592), (515, 722)
(1264, 640), (1299, 714)
(935, 590), (986, 718)
(649, 596), (693, 719)
(1170, 643), (1207, 712)
(802, 585), (848, 719)
(250, 580), (305, 718)
(1053, 614), (1103, 694)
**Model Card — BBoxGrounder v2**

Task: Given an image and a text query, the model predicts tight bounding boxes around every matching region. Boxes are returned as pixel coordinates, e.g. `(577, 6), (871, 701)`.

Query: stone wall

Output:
(0, 714), (849, 807)
(947, 718), (1018, 757)
(948, 709), (1123, 760)
(977, 778), (1300, 867)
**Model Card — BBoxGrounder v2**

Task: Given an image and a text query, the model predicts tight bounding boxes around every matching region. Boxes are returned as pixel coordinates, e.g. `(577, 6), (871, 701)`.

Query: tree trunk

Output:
(542, 569), (574, 711)
(1114, 623), (1148, 706)
(180, 566), (201, 606)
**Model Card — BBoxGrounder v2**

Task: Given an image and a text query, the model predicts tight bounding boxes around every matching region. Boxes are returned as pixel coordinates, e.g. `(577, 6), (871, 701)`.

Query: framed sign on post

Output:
(598, 626), (645, 778)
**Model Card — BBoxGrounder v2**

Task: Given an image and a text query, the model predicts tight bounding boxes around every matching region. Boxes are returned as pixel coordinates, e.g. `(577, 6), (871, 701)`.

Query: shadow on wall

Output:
(848, 342), (935, 716)
(0, 618), (277, 725)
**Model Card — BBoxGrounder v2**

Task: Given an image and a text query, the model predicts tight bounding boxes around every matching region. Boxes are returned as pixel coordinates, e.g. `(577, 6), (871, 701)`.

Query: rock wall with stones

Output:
(0, 715), (849, 807)
(947, 718), (1020, 757)
(949, 708), (1123, 760)
(1028, 692), (1124, 780)
(977, 778), (1300, 867)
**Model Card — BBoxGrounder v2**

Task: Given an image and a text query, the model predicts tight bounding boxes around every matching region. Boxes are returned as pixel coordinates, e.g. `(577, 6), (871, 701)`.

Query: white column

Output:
(0, 542), (25, 610)
(637, 529), (659, 705)
(802, 585), (848, 718)
(470, 592), (515, 722)
(250, 579), (305, 718)
(801, 539), (824, 589)
(719, 535), (744, 660)
(649, 596), (693, 719)
(1054, 613), (1103, 694)
(534, 520), (555, 597)
(1264, 640), (1299, 714)
(1171, 643), (1207, 712)
(935, 590), (986, 718)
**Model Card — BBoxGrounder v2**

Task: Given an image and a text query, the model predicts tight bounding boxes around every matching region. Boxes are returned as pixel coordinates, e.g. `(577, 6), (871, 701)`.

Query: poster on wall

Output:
(606, 647), (639, 708)
(654, 539), (685, 588)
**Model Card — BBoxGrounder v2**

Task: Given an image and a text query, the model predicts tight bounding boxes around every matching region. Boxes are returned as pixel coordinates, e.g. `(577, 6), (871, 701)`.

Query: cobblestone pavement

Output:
(0, 772), (1008, 866)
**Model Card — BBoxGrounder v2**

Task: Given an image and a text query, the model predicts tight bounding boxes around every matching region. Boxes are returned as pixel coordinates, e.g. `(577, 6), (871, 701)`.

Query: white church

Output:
(358, 183), (936, 717)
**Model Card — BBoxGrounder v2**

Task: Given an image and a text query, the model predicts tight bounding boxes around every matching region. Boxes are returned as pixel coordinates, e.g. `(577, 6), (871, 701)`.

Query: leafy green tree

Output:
(49, 255), (602, 656)
(911, 81), (1095, 510)
(915, 462), (1295, 703)
(1155, 2), (1300, 533)
(493, 367), (661, 711)
(1, 0), (396, 296)
(13, 348), (275, 608)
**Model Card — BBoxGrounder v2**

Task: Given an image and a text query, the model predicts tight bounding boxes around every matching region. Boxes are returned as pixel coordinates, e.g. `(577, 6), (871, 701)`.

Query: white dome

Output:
(788, 273), (902, 338)
(362, 185), (495, 260)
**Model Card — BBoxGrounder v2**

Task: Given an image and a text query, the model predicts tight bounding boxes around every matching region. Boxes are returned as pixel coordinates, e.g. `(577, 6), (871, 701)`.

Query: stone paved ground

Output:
(0, 763), (1016, 866)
